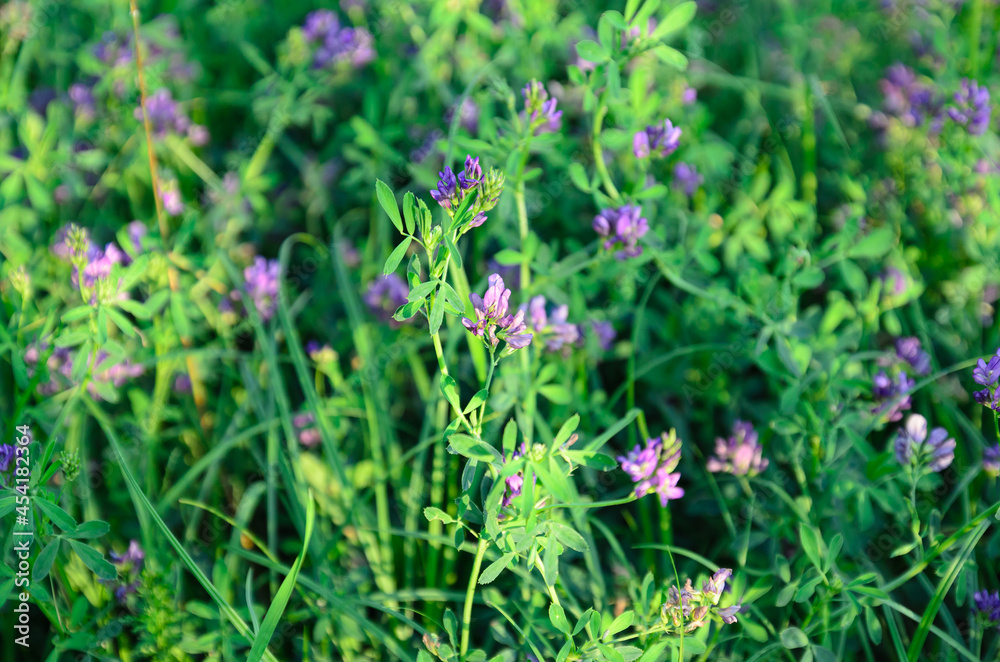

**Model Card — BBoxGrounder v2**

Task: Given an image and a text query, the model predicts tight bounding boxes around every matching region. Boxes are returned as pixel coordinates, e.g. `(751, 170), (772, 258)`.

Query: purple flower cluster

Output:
(364, 273), (409, 324)
(134, 89), (208, 144)
(895, 337), (931, 375)
(872, 63), (937, 129)
(973, 348), (1000, 411)
(525, 296), (580, 351)
(109, 540), (144, 601)
(238, 257), (281, 322)
(617, 430), (684, 507)
(593, 205), (649, 259)
(301, 10), (374, 69)
(431, 155), (479, 210)
(501, 443), (528, 509)
(707, 421), (769, 477)
(521, 80), (562, 134)
(947, 78), (991, 136)
(974, 589), (1000, 626)
(293, 413), (321, 448)
(51, 224), (132, 303)
(660, 571), (741, 633)
(0, 444), (15, 473)
(985, 444), (1000, 478)
(588, 321), (616, 351)
(872, 370), (914, 422)
(672, 162), (703, 196)
(633, 119), (682, 159)
(461, 274), (533, 352)
(894, 413), (955, 473)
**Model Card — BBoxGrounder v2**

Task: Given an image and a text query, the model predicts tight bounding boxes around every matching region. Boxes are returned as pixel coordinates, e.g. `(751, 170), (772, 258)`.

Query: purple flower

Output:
(429, 155), (490, 223)
(588, 321), (616, 351)
(364, 273), (409, 324)
(127, 221), (147, 251)
(521, 80), (562, 134)
(525, 296), (579, 351)
(974, 355), (1000, 385)
(110, 540), (145, 567)
(302, 10), (375, 68)
(895, 337), (930, 376)
(242, 257), (281, 321)
(876, 63), (939, 129)
(501, 443), (528, 509)
(650, 468), (684, 506)
(293, 413), (321, 448)
(160, 182), (184, 216)
(620, 430), (683, 506)
(617, 437), (662, 484)
(682, 86), (697, 105)
(173, 374), (192, 394)
(593, 205), (649, 259)
(462, 274), (533, 351)
(134, 89), (190, 137)
(974, 590), (1000, 623)
(947, 79), (991, 135)
(457, 155), (481, 190)
(69, 83), (95, 119)
(984, 444), (1000, 478)
(672, 162), (703, 196)
(974, 388), (1000, 411)
(0, 445), (14, 472)
(430, 166), (458, 209)
(707, 420), (769, 477)
(882, 267), (908, 298)
(894, 413), (955, 472)
(717, 605), (741, 625)
(633, 119), (681, 159)
(872, 370), (914, 422)
(702, 568), (731, 604)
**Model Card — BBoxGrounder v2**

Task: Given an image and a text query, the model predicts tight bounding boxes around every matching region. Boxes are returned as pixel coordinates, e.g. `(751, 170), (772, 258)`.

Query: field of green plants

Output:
(2, 0), (1000, 660)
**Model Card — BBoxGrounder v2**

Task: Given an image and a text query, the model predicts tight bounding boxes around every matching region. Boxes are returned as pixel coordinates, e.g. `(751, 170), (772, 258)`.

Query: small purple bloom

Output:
(364, 273), (409, 324)
(524, 296), (579, 351)
(974, 355), (1000, 386)
(984, 444), (1000, 477)
(947, 78), (991, 136)
(872, 370), (914, 422)
(707, 421), (769, 477)
(973, 590), (1000, 623)
(717, 605), (741, 625)
(242, 257), (281, 321)
(589, 321), (616, 351)
(617, 437), (662, 484)
(0, 445), (14, 472)
(895, 337), (930, 376)
(682, 86), (697, 105)
(430, 166), (458, 209)
(894, 413), (955, 472)
(522, 80), (562, 134)
(672, 162), (703, 196)
(650, 468), (684, 506)
(173, 374), (192, 394)
(633, 119), (681, 159)
(593, 206), (649, 259)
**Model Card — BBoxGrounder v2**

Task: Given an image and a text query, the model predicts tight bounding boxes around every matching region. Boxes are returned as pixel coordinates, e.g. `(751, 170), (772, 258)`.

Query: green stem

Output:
(968, 0), (984, 77)
(460, 537), (489, 655)
(593, 105), (620, 202)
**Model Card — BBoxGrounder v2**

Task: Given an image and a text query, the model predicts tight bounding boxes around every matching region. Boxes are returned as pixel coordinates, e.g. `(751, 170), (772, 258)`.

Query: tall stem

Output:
(460, 537), (489, 655)
(593, 105), (620, 202)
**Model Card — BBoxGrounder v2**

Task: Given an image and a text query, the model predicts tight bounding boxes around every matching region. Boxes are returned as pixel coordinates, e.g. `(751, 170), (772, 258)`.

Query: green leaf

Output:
(428, 287), (446, 335)
(448, 434), (502, 464)
(652, 45), (688, 69)
(116, 298), (152, 320)
(406, 280), (438, 303)
(65, 520), (110, 539)
(848, 225), (895, 259)
(780, 627), (809, 649)
(651, 2), (697, 39)
(463, 389), (489, 414)
(383, 237), (412, 276)
(62, 306), (92, 323)
(493, 248), (523, 265)
(503, 420), (518, 456)
(247, 495), (316, 662)
(68, 540), (116, 581)
(608, 610), (634, 636)
(444, 233), (463, 270)
(402, 191), (417, 235)
(107, 307), (137, 338)
(576, 40), (608, 63)
(440, 375), (462, 412)
(375, 180), (403, 234)
(478, 552), (515, 584)
(423, 507), (454, 524)
(34, 498), (78, 531)
(563, 450), (617, 471)
(568, 162), (592, 193)
(550, 522), (589, 552)
(33, 540), (60, 582)
(865, 607), (883, 645)
(798, 524), (825, 576)
(549, 602), (572, 635)
(170, 292), (192, 338)
(554, 414), (580, 447)
(538, 384), (572, 405)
